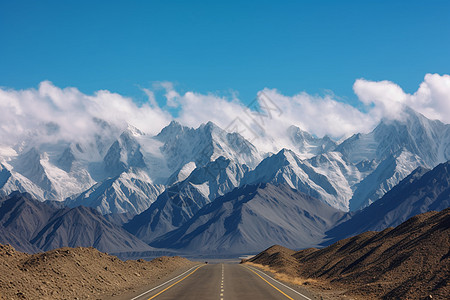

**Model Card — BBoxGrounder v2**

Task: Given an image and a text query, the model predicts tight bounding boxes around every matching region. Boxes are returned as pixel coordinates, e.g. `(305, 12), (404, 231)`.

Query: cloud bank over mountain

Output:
(0, 73), (449, 153)
(354, 73), (450, 124)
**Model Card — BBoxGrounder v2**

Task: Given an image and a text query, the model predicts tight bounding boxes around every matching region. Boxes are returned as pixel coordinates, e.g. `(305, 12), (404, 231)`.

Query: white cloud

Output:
(154, 81), (180, 108)
(0, 81), (171, 148)
(354, 73), (450, 124)
(173, 87), (377, 152)
(410, 73), (450, 123)
(0, 74), (448, 156)
(353, 79), (407, 120)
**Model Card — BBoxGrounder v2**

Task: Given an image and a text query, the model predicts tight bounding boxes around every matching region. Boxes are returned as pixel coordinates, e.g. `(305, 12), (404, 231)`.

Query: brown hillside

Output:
(0, 245), (195, 300)
(247, 208), (450, 299)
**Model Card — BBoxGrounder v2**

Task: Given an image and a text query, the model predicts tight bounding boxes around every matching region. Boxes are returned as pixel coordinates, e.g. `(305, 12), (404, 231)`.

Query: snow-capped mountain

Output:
(327, 161), (450, 241)
(124, 156), (248, 243)
(0, 106), (448, 215)
(9, 147), (95, 201)
(0, 119), (264, 215)
(242, 149), (350, 211)
(337, 107), (449, 166)
(239, 108), (450, 211)
(0, 104), (449, 256)
(348, 149), (426, 210)
(288, 125), (336, 159)
(64, 171), (164, 215)
(333, 107), (450, 210)
(156, 121), (262, 172)
(0, 163), (45, 201)
(103, 126), (147, 177)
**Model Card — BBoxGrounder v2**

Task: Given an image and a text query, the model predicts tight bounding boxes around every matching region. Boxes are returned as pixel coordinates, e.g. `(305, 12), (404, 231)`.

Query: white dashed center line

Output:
(220, 264), (224, 300)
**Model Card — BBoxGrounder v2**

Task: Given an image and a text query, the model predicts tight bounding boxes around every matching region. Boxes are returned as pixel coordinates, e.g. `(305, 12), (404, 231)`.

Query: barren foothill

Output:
(0, 244), (196, 300)
(244, 208), (450, 300)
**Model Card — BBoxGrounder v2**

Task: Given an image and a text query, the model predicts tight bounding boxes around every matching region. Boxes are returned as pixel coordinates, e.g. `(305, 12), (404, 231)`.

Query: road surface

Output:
(129, 263), (317, 300)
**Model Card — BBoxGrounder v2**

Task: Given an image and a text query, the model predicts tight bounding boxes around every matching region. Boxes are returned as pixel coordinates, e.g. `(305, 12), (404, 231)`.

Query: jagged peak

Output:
(288, 125), (336, 141)
(121, 124), (145, 137)
(168, 120), (182, 127)
(276, 148), (297, 157)
(257, 148), (301, 167)
(198, 121), (222, 134)
(156, 120), (190, 140)
(25, 146), (40, 155)
(287, 125), (310, 136)
(378, 105), (442, 128)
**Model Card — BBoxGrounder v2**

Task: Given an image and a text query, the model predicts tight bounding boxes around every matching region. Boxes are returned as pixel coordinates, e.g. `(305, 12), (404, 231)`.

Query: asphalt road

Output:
(129, 263), (317, 300)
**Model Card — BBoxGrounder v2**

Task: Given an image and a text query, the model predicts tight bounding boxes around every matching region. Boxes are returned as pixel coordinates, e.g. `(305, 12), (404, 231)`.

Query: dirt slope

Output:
(0, 244), (195, 300)
(246, 208), (450, 299)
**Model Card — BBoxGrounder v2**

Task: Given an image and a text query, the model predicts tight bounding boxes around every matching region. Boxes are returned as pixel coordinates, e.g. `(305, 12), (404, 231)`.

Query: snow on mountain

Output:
(0, 106), (448, 216)
(165, 162), (197, 186)
(103, 125), (147, 176)
(242, 149), (349, 211)
(327, 161), (450, 241)
(0, 163), (45, 201)
(12, 148), (55, 196)
(65, 171), (164, 215)
(124, 156), (248, 243)
(151, 183), (346, 254)
(349, 149), (426, 210)
(8, 147), (95, 201)
(184, 156), (248, 200)
(0, 120), (261, 213)
(156, 121), (262, 172)
(238, 108), (450, 212)
(306, 151), (362, 208)
(332, 107), (450, 210)
(288, 125), (336, 159)
(337, 107), (449, 166)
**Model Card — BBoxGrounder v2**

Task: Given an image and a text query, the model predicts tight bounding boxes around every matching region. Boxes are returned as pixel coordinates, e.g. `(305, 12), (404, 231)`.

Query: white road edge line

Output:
(246, 265), (313, 300)
(129, 265), (202, 300)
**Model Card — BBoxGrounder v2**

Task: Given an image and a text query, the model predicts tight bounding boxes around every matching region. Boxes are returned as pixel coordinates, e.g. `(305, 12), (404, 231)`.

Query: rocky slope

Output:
(246, 208), (450, 300)
(327, 161), (450, 241)
(124, 156), (248, 243)
(0, 193), (154, 254)
(0, 244), (195, 300)
(151, 183), (346, 254)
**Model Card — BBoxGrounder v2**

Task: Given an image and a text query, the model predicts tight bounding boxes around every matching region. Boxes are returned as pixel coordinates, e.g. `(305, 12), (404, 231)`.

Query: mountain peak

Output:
(156, 120), (190, 141)
(287, 125), (312, 138)
(199, 121), (221, 134)
(276, 148), (298, 161)
(124, 124), (145, 137)
(287, 126), (336, 159)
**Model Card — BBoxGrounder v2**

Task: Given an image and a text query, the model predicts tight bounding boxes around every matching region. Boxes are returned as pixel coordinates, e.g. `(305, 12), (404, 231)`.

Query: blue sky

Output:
(1, 0), (449, 108)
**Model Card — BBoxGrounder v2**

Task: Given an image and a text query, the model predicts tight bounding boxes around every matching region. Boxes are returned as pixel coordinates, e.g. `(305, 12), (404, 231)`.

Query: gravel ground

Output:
(0, 245), (196, 300)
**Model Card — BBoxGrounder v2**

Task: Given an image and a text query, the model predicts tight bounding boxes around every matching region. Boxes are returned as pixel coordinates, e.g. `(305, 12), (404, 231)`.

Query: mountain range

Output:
(150, 183), (346, 254)
(0, 192), (154, 254)
(0, 105), (448, 255)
